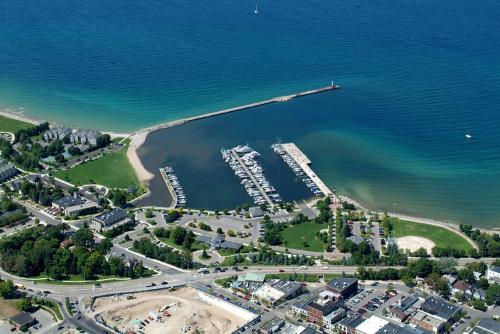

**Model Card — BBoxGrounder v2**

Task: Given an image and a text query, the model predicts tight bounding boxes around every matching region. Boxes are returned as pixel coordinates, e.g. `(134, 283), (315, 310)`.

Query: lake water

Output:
(1, 0), (499, 227)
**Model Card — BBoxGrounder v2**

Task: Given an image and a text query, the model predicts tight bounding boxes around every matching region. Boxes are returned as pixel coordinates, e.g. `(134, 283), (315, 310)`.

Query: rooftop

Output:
(355, 316), (388, 334)
(489, 265), (500, 274)
(9, 312), (34, 327)
(237, 272), (266, 283)
(94, 207), (127, 225)
(420, 296), (460, 321)
(327, 277), (358, 291)
(52, 196), (83, 209)
(471, 318), (500, 334)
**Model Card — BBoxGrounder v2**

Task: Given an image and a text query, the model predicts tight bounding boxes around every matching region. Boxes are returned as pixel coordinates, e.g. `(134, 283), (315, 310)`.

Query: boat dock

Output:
(132, 84), (339, 136)
(230, 149), (274, 206)
(159, 166), (186, 208)
(278, 143), (333, 197)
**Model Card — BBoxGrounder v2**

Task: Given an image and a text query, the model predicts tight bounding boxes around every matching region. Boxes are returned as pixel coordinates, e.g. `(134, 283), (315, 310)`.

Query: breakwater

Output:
(131, 85), (339, 136)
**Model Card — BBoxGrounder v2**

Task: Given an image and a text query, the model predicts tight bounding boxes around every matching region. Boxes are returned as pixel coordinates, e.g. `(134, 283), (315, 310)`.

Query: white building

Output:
(486, 265), (500, 284)
(252, 280), (301, 307)
(355, 316), (388, 334)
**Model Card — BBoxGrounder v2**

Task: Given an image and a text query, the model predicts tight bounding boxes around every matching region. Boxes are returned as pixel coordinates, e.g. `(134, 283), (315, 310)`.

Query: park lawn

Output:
(0, 115), (33, 133)
(391, 219), (473, 252)
(40, 303), (63, 321)
(281, 222), (328, 252)
(54, 143), (140, 189)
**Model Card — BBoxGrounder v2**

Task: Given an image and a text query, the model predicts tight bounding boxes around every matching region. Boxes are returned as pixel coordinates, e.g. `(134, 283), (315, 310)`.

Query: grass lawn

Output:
(40, 303), (63, 321)
(281, 222), (328, 252)
(391, 219), (473, 252)
(0, 115), (33, 133)
(265, 273), (341, 282)
(54, 143), (140, 189)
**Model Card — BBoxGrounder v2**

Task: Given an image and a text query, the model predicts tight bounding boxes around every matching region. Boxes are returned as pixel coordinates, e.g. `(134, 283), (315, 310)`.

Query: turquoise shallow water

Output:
(1, 0), (500, 227)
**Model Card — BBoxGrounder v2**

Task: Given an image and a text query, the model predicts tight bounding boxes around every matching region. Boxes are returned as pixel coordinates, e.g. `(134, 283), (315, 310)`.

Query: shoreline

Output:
(1, 95), (497, 235)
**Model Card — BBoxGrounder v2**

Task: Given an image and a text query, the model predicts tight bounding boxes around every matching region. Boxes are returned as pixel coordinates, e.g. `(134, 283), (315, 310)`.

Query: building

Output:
(249, 207), (264, 218)
(70, 129), (100, 146)
(43, 126), (72, 141)
(196, 234), (242, 251)
(52, 196), (84, 212)
(64, 201), (99, 217)
(451, 280), (472, 296)
(338, 313), (365, 334)
(418, 296), (461, 323)
(90, 208), (129, 232)
(469, 318), (500, 334)
(487, 266), (500, 284)
(355, 316), (388, 334)
(409, 311), (444, 333)
(326, 278), (358, 298)
(307, 291), (344, 326)
(323, 308), (346, 332)
(9, 312), (36, 330)
(0, 159), (17, 182)
(260, 316), (308, 334)
(252, 280), (301, 306)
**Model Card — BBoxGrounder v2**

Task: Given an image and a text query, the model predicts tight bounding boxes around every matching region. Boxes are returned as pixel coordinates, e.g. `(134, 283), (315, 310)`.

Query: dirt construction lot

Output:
(92, 287), (254, 334)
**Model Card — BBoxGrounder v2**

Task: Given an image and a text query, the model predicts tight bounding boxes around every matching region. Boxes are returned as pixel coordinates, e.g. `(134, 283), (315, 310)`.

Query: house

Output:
(442, 275), (458, 286)
(390, 307), (409, 322)
(323, 308), (346, 330)
(9, 312), (36, 330)
(355, 316), (388, 334)
(326, 278), (358, 298)
(196, 234), (242, 251)
(398, 295), (418, 312)
(307, 291), (344, 326)
(486, 266), (500, 284)
(0, 159), (17, 182)
(90, 208), (129, 232)
(260, 316), (286, 334)
(472, 288), (486, 301)
(452, 280), (473, 296)
(249, 207), (264, 218)
(252, 280), (301, 306)
(469, 318), (500, 334)
(60, 239), (74, 249)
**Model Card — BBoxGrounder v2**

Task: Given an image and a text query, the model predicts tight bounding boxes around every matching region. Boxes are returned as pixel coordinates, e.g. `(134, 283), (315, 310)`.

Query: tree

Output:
(16, 298), (34, 312)
(485, 284), (500, 306)
(470, 299), (487, 311)
(458, 268), (476, 284)
(410, 258), (433, 278)
(74, 228), (94, 248)
(227, 229), (236, 237)
(216, 227), (224, 235)
(0, 280), (17, 299)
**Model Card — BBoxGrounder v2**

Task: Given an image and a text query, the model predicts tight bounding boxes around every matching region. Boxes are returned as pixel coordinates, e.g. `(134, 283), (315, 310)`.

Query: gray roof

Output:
(400, 295), (418, 311)
(378, 323), (401, 334)
(420, 296), (460, 321)
(195, 234), (242, 250)
(338, 314), (364, 329)
(472, 318), (500, 334)
(260, 316), (285, 332)
(327, 277), (358, 291)
(347, 235), (365, 245)
(53, 196), (83, 209)
(301, 328), (321, 334)
(249, 207), (264, 217)
(490, 265), (500, 274)
(94, 208), (127, 225)
(9, 312), (34, 326)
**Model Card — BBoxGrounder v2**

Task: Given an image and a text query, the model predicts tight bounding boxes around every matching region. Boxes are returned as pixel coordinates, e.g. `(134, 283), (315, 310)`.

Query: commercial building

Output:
(252, 280), (301, 306)
(326, 278), (358, 298)
(307, 291), (344, 326)
(9, 312), (36, 330)
(196, 234), (242, 251)
(418, 296), (461, 323)
(52, 196), (83, 211)
(249, 207), (264, 218)
(90, 208), (129, 232)
(409, 311), (444, 333)
(355, 315), (388, 334)
(0, 159), (17, 182)
(337, 313), (365, 334)
(64, 201), (99, 217)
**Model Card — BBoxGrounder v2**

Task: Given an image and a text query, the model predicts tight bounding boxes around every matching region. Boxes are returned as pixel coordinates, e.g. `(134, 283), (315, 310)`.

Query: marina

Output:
(221, 145), (282, 206)
(159, 166), (186, 208)
(272, 143), (333, 198)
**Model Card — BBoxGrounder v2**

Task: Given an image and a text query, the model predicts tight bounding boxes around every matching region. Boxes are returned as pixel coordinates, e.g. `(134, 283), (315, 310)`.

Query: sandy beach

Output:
(127, 131), (155, 184)
(0, 108), (42, 125)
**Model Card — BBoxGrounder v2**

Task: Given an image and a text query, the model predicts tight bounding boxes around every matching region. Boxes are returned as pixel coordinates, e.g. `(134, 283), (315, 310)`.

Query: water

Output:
(1, 0), (499, 227)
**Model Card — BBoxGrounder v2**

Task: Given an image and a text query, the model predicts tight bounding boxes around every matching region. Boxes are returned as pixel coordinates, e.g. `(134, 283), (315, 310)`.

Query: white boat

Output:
(465, 134), (472, 139)
(254, 3), (259, 14)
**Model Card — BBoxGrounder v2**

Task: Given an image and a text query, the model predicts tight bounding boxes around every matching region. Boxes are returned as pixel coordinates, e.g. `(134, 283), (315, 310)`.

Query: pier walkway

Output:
(131, 84), (339, 136)
(281, 143), (333, 197)
(159, 168), (177, 208)
(230, 149), (274, 206)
